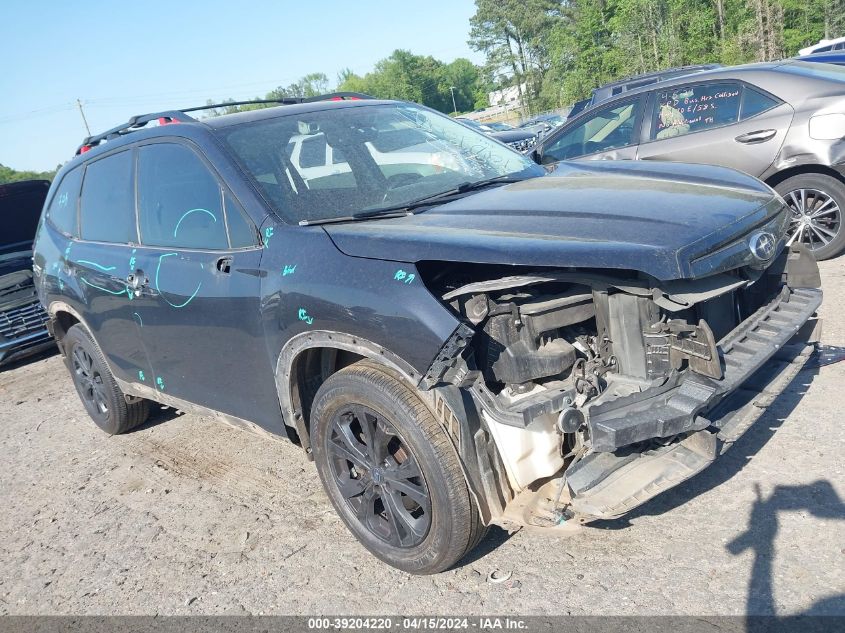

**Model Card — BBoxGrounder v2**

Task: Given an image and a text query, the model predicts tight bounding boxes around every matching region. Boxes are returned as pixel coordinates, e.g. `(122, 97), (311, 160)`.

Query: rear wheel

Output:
(775, 173), (845, 260)
(311, 360), (484, 574)
(64, 324), (149, 435)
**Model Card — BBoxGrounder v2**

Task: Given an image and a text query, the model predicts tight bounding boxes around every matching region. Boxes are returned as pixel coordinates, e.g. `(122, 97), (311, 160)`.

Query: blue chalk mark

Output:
(138, 370), (146, 382)
(393, 269), (415, 284)
(58, 192), (68, 207)
(264, 226), (274, 248)
(129, 256), (136, 270)
(80, 277), (127, 295)
(297, 308), (314, 325)
(77, 259), (116, 272)
(173, 208), (217, 237)
(283, 264), (297, 276)
(155, 253), (202, 309)
(132, 312), (143, 327)
(155, 376), (165, 391)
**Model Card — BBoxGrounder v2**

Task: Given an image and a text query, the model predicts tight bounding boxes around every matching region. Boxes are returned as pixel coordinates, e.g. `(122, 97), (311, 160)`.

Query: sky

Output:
(0, 0), (483, 172)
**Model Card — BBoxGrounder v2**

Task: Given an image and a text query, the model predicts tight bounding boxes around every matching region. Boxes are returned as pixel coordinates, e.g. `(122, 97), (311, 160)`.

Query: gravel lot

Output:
(1, 260), (843, 617)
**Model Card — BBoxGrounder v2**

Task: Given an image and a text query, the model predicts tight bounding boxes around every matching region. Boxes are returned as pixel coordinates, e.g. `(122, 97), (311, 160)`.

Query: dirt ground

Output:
(0, 260), (843, 617)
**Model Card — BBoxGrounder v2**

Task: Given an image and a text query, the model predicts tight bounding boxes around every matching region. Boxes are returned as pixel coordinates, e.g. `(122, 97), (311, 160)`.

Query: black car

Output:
(34, 93), (822, 574)
(0, 180), (53, 365)
(455, 117), (537, 151)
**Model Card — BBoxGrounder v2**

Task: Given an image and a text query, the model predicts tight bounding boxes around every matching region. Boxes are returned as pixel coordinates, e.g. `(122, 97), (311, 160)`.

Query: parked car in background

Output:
(519, 113), (566, 137)
(589, 64), (721, 108)
(33, 94), (822, 574)
(0, 180), (54, 365)
(533, 60), (845, 259)
(797, 51), (845, 67)
(455, 117), (538, 152)
(799, 36), (845, 56)
(561, 66), (722, 127)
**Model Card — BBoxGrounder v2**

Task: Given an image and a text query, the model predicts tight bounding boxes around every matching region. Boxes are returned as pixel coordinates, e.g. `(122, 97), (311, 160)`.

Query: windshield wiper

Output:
(299, 174), (527, 227)
(299, 209), (413, 226)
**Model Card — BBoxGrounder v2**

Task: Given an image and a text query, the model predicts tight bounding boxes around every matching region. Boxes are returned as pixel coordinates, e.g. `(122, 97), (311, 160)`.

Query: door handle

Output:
(125, 269), (149, 297)
(735, 129), (776, 144)
(215, 256), (233, 274)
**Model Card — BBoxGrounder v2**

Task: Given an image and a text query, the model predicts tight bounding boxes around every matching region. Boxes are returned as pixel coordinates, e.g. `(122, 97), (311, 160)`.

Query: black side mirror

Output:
(529, 148), (542, 164)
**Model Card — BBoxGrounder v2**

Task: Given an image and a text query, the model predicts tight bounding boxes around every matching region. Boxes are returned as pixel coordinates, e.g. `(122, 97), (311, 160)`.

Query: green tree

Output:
(468, 0), (566, 112)
(0, 163), (58, 185)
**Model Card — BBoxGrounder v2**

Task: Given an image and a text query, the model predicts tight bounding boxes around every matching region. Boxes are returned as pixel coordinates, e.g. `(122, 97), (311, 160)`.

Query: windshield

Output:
(222, 104), (541, 224)
(486, 122), (514, 131)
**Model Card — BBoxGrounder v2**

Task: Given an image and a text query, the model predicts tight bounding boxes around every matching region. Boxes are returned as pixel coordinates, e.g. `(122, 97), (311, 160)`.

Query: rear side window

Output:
(137, 143), (228, 250)
(741, 87), (780, 120)
(47, 168), (83, 236)
(653, 82), (741, 140)
(80, 151), (137, 243)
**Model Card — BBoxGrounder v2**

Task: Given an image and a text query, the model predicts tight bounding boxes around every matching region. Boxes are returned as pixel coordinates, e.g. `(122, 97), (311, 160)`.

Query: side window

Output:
(543, 98), (642, 161)
(47, 167), (83, 236)
(814, 45), (833, 53)
(224, 192), (258, 248)
(80, 151), (137, 243)
(137, 143), (228, 250)
(741, 87), (780, 120)
(653, 82), (741, 141)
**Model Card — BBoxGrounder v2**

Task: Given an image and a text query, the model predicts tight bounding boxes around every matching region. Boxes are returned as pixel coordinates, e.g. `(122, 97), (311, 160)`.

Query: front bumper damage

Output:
(425, 246), (823, 529)
(568, 285), (821, 520)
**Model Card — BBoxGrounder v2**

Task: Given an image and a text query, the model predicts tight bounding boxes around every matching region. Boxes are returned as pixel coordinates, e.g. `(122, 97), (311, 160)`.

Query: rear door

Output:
(129, 140), (271, 424)
(71, 149), (152, 386)
(636, 81), (794, 178)
(537, 95), (645, 163)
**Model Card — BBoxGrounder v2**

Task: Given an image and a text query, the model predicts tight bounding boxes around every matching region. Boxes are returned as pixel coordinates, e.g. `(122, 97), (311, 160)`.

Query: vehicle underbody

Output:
(418, 245), (823, 531)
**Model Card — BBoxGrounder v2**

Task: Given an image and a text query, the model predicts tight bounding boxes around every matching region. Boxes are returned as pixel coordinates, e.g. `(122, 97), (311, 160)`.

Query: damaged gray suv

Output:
(34, 94), (822, 574)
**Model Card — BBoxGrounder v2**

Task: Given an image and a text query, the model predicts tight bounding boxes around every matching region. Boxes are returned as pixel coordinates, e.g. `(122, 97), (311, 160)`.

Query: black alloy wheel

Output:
(310, 360), (486, 574)
(326, 404), (431, 548)
(71, 344), (110, 416)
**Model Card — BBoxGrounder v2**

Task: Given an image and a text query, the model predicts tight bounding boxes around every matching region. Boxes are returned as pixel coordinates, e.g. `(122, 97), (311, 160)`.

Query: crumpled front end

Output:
(418, 244), (822, 530)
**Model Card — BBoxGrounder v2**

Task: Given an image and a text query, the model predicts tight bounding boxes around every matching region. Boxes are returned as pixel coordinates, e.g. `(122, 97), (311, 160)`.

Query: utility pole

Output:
(76, 99), (91, 137)
(449, 86), (458, 116)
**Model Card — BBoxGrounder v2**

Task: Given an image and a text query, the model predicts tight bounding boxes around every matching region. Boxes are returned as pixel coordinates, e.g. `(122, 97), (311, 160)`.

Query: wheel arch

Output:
(46, 301), (86, 354)
(275, 331), (502, 525)
(275, 331), (426, 453)
(764, 163), (845, 189)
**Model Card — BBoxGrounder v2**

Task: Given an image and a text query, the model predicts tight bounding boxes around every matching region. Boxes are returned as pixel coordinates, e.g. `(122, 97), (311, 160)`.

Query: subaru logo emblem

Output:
(748, 231), (776, 261)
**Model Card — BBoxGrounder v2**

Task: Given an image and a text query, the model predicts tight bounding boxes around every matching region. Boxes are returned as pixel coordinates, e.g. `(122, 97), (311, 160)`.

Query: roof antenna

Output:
(76, 98), (91, 136)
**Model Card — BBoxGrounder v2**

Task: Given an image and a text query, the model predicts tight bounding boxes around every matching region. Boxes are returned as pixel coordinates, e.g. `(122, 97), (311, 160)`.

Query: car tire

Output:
(311, 359), (485, 574)
(64, 324), (149, 435)
(775, 173), (845, 260)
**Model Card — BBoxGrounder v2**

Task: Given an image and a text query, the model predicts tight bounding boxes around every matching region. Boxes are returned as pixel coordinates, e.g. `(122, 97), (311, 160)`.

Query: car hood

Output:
(0, 179), (50, 259)
(323, 161), (786, 281)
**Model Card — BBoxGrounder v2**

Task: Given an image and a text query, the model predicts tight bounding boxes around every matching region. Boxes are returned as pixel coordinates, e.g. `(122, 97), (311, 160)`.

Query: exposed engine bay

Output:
(418, 248), (822, 530)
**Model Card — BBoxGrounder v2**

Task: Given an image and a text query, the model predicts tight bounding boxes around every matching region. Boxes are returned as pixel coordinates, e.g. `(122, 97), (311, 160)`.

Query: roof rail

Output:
(75, 92), (375, 155)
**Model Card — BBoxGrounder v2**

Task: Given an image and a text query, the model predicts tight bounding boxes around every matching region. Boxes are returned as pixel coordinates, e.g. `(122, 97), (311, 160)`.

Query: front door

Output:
(128, 141), (275, 427)
(538, 96), (645, 163)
